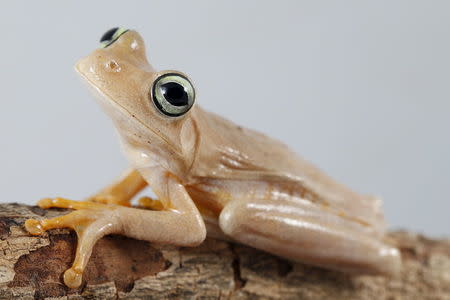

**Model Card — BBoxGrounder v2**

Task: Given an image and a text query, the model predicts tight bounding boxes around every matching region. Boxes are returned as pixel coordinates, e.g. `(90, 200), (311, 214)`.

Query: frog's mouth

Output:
(74, 61), (119, 108)
(75, 65), (131, 119)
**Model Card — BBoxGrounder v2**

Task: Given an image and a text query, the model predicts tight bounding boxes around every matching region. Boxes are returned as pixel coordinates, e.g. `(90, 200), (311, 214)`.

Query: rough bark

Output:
(0, 203), (448, 300)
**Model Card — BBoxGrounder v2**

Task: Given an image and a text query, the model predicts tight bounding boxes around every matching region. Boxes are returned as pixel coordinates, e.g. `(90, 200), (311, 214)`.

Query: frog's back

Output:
(191, 107), (302, 173)
(189, 107), (386, 232)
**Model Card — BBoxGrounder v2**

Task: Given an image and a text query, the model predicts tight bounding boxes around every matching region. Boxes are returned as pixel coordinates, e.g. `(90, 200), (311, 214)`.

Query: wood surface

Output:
(0, 203), (448, 299)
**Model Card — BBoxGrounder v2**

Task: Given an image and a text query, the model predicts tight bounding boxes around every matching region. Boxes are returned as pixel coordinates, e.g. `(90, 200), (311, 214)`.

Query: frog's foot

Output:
(138, 196), (164, 210)
(24, 197), (122, 289)
(86, 194), (131, 206)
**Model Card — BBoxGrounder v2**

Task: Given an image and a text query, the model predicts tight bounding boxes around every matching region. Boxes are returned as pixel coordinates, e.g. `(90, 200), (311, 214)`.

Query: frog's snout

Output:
(99, 27), (129, 48)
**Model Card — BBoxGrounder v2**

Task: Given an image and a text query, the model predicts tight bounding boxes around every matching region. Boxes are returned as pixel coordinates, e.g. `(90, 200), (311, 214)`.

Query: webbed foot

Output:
(25, 197), (122, 288)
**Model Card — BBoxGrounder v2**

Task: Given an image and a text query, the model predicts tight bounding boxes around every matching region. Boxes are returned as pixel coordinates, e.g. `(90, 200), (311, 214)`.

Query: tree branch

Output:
(0, 203), (448, 299)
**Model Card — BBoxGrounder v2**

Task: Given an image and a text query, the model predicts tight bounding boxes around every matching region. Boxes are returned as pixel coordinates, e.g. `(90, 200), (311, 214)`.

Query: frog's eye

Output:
(99, 27), (128, 48)
(151, 73), (195, 117)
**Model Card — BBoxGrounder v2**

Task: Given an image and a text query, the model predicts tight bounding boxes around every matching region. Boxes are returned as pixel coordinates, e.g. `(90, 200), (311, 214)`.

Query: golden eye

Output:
(99, 27), (128, 48)
(151, 73), (195, 117)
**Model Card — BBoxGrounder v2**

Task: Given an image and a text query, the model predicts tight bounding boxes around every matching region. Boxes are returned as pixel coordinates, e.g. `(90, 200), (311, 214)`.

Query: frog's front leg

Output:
(25, 169), (206, 289)
(219, 198), (401, 276)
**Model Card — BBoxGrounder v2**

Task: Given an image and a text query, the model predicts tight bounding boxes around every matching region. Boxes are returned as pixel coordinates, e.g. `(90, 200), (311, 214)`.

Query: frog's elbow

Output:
(178, 213), (207, 246)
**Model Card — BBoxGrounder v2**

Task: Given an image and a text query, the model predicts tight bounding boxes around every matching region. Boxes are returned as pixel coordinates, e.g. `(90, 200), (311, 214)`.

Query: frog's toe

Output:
(25, 211), (82, 235)
(64, 267), (83, 289)
(37, 197), (104, 210)
(24, 219), (44, 235)
(86, 194), (130, 206)
(36, 198), (55, 209)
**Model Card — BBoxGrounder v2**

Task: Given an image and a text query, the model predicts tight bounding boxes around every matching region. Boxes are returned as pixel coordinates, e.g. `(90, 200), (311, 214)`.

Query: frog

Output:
(24, 28), (401, 289)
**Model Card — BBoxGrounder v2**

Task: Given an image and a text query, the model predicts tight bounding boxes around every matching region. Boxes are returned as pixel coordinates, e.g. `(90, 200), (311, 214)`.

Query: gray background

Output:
(0, 1), (448, 237)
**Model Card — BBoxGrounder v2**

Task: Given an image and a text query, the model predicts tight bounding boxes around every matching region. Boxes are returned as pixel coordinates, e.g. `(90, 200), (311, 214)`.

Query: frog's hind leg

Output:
(36, 197), (106, 210)
(87, 168), (165, 210)
(25, 198), (122, 288)
(86, 169), (147, 206)
(219, 198), (401, 276)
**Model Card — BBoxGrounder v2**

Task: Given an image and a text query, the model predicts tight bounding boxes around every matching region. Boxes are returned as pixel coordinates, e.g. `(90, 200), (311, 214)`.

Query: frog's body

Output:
(187, 108), (382, 227)
(25, 28), (400, 289)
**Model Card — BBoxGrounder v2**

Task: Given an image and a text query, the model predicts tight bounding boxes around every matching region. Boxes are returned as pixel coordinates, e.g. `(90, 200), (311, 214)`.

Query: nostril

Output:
(99, 27), (129, 48)
(108, 61), (118, 69)
(105, 60), (121, 73)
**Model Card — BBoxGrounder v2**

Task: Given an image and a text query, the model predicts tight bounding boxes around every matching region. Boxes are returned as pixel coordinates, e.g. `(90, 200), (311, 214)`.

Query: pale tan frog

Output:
(25, 28), (401, 289)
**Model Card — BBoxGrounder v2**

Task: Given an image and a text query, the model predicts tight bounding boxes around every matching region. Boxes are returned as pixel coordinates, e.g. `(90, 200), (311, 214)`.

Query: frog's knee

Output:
(219, 201), (249, 236)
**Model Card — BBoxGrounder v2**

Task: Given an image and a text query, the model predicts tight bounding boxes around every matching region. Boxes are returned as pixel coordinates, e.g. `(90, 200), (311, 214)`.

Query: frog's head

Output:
(75, 28), (198, 174)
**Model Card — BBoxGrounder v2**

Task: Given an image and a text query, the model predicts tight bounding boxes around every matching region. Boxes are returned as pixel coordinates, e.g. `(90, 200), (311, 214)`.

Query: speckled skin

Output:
(25, 30), (400, 289)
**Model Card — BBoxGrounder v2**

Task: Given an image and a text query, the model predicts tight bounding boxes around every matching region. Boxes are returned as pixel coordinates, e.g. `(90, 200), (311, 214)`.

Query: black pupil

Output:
(160, 82), (189, 106)
(100, 27), (119, 43)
